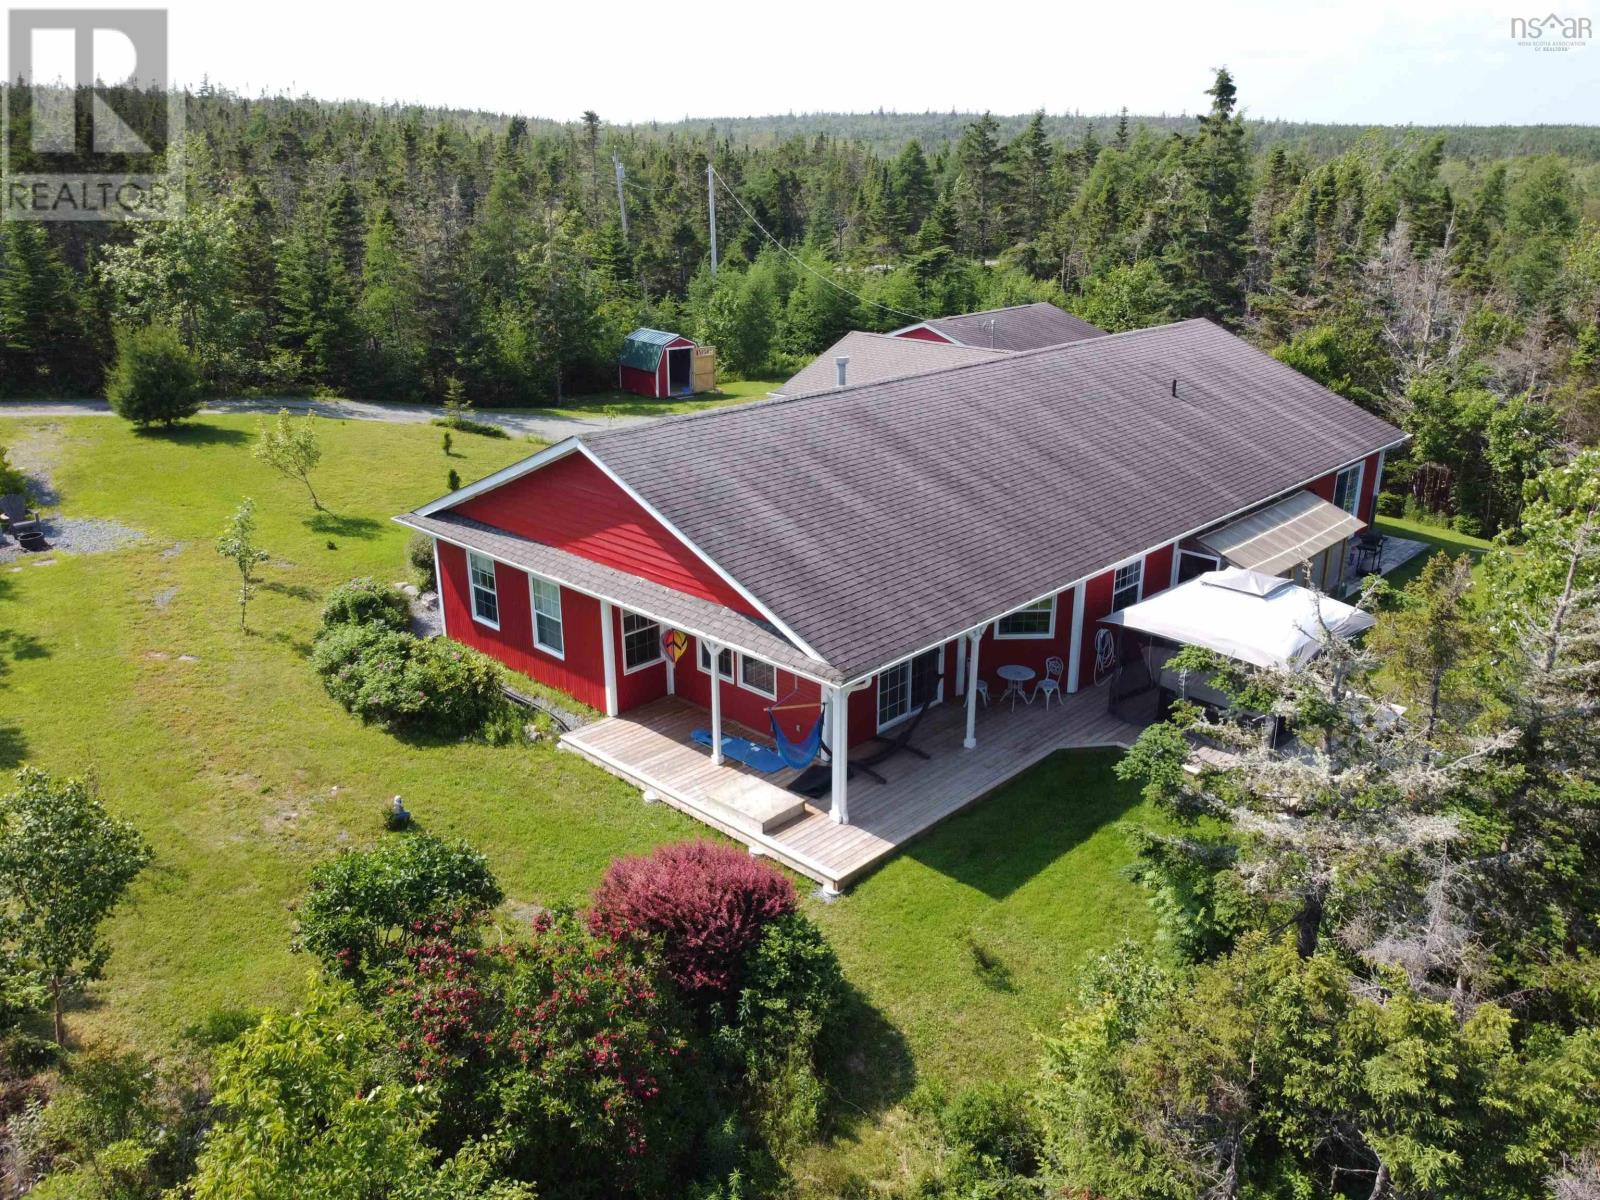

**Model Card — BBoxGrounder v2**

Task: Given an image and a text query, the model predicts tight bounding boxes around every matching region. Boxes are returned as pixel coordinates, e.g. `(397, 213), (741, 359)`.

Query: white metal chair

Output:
(974, 679), (989, 707)
(1034, 656), (1065, 709)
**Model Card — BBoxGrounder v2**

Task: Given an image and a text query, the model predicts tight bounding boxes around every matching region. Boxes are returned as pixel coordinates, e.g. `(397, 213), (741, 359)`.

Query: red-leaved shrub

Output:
(589, 840), (797, 1000)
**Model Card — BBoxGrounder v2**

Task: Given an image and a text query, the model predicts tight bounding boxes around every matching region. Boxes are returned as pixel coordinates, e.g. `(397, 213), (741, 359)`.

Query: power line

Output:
(708, 165), (929, 324)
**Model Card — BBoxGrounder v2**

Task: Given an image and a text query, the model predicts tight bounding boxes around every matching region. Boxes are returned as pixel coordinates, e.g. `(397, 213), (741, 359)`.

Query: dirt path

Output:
(0, 396), (653, 443)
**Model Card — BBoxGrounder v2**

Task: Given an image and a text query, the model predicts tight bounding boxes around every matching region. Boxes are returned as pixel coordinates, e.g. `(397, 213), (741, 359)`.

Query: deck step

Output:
(559, 734), (805, 837)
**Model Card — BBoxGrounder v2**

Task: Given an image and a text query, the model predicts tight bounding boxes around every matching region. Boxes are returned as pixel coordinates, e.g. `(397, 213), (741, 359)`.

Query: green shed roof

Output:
(620, 327), (687, 372)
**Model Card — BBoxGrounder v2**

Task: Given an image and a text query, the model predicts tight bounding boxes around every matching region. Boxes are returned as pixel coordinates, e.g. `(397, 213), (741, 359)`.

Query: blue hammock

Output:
(769, 710), (825, 769)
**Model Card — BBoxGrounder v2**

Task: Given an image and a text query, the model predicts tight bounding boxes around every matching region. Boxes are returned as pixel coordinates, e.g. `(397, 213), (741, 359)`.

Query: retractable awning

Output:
(1197, 490), (1363, 576)
(1100, 567), (1376, 669)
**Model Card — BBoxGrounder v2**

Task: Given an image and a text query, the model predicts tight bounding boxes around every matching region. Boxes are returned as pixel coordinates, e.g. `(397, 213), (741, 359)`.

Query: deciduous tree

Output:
(0, 768), (151, 1044)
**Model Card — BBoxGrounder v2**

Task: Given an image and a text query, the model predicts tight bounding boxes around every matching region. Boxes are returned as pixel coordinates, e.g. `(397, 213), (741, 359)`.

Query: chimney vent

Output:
(1171, 377), (1178, 397)
(836, 356), (850, 388)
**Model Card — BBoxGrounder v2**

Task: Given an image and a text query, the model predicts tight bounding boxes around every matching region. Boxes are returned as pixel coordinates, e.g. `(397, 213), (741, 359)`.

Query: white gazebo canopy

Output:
(1099, 567), (1376, 669)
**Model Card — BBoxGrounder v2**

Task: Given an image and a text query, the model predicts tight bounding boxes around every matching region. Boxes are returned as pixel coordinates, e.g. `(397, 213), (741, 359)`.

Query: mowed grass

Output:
(1373, 514), (1493, 591)
(528, 377), (780, 420)
(0, 413), (1165, 1154)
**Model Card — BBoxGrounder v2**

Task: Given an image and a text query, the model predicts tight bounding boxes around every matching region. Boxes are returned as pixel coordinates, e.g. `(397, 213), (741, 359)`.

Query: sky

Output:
(6, 0), (1598, 126)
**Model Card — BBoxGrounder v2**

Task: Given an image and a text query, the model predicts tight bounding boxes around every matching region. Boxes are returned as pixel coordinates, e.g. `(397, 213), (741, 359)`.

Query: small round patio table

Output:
(996, 664), (1036, 710)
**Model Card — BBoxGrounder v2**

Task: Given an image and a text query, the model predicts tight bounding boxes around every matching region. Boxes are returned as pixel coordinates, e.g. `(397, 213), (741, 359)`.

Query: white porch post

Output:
(598, 601), (619, 717)
(706, 639), (724, 765)
(830, 685), (849, 824)
(1066, 580), (1086, 694)
(954, 635), (967, 697)
(964, 630), (981, 750)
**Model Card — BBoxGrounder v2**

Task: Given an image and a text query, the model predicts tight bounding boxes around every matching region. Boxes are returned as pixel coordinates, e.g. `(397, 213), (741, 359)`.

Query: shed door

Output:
(667, 347), (692, 394)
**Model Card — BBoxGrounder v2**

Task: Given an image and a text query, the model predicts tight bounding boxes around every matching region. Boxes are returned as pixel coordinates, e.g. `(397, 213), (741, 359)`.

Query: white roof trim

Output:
(415, 438), (583, 517)
(412, 436), (828, 665)
(885, 320), (960, 345)
(404, 518), (839, 687)
(574, 444), (828, 663)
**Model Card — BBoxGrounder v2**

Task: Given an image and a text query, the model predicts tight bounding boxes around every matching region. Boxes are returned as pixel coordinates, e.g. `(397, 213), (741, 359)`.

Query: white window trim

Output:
(1333, 461), (1365, 517)
(875, 650), (943, 733)
(1112, 560), (1144, 612)
(528, 573), (564, 659)
(467, 550), (500, 630)
(698, 640), (735, 682)
(1178, 548), (1222, 579)
(620, 611), (664, 675)
(739, 655), (778, 700)
(993, 595), (1057, 640)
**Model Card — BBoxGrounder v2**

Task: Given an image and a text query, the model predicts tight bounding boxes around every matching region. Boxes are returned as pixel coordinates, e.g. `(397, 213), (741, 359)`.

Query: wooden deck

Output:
(561, 686), (1141, 892)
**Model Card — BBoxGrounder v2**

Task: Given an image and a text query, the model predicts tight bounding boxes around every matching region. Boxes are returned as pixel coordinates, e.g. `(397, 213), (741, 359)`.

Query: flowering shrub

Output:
(386, 934), (495, 1083)
(310, 623), (505, 738)
(296, 834), (503, 982)
(493, 910), (696, 1194)
(320, 577), (411, 631)
(589, 841), (797, 1004)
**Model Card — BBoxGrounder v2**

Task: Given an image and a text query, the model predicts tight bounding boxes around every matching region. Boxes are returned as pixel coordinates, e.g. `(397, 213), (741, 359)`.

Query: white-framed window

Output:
(1112, 560), (1143, 612)
(1178, 548), (1222, 584)
(1332, 462), (1364, 515)
(739, 655), (777, 699)
(621, 611), (662, 672)
(527, 574), (563, 655)
(995, 595), (1055, 639)
(876, 648), (942, 731)
(467, 551), (499, 628)
(698, 641), (734, 681)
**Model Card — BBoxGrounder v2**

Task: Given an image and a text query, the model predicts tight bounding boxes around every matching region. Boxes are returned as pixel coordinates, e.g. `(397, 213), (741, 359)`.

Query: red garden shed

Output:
(618, 328), (713, 399)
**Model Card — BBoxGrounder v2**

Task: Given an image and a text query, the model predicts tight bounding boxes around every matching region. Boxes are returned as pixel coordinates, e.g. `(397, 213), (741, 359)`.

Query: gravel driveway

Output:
(0, 396), (653, 443)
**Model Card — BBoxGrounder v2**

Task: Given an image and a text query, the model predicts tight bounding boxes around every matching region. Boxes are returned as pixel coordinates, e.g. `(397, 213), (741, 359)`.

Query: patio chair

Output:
(1033, 656), (1065, 709)
(974, 679), (989, 707)
(854, 697), (933, 776)
(1353, 529), (1385, 574)
(0, 494), (45, 551)
(790, 744), (885, 797)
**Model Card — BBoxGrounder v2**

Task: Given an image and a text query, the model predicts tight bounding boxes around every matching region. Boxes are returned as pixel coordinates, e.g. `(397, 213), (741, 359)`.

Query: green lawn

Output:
(523, 377), (780, 419)
(0, 412), (1162, 1191)
(1373, 514), (1493, 590)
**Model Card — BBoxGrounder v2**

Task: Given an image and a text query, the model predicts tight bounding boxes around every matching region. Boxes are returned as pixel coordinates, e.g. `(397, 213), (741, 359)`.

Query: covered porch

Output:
(560, 683), (1141, 893)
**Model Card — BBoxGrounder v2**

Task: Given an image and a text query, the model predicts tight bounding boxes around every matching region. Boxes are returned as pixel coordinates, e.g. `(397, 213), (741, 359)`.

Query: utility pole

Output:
(613, 153), (628, 238)
(706, 162), (718, 277)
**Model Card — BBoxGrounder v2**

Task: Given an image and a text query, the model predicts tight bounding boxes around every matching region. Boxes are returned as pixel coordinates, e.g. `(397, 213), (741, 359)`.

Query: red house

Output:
(399, 318), (1404, 892)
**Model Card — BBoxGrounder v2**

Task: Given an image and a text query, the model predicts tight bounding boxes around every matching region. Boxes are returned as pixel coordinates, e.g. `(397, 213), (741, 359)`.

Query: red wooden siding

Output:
(449, 452), (761, 617)
(1143, 543), (1175, 599)
(893, 326), (954, 344)
(675, 636), (827, 746)
(612, 605), (670, 712)
(969, 587), (1077, 699)
(1305, 452), (1383, 523)
(437, 542), (609, 711)
(619, 365), (657, 397)
(1358, 451), (1382, 523)
(1075, 568), (1116, 691)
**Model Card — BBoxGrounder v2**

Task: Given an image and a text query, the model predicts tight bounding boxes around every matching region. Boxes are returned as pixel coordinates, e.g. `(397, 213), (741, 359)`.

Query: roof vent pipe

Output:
(1171, 377), (1178, 397)
(836, 356), (849, 388)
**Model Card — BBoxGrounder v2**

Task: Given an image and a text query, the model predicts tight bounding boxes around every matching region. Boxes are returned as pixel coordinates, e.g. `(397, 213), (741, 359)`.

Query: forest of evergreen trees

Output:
(1, 70), (1597, 536)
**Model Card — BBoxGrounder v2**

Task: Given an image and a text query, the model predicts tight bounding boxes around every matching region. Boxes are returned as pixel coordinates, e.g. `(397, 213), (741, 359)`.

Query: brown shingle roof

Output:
(915, 302), (1105, 350)
(581, 319), (1404, 680)
(775, 331), (1012, 398)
